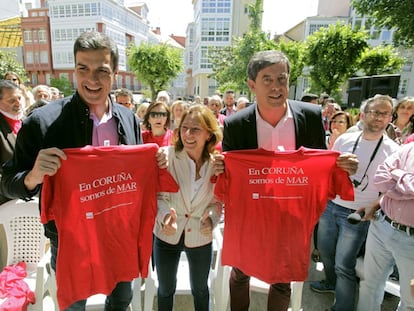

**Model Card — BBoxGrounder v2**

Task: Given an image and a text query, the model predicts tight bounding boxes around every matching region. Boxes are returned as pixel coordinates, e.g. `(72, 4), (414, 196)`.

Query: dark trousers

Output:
(153, 235), (212, 311)
(229, 267), (291, 311)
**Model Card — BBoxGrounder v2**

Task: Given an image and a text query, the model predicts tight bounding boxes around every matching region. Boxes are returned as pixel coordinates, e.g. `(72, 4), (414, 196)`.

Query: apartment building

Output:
(185, 0), (254, 98)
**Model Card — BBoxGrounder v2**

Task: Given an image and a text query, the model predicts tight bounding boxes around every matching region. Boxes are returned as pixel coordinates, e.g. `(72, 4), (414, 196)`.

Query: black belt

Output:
(380, 210), (414, 236)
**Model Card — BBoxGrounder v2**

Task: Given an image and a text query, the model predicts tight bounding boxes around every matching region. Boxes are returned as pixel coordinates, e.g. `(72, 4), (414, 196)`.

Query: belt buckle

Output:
(390, 220), (400, 230)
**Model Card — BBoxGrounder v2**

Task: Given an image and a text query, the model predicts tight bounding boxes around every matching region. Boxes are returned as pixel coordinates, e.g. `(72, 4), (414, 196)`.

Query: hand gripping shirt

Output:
(215, 147), (354, 284)
(41, 144), (178, 310)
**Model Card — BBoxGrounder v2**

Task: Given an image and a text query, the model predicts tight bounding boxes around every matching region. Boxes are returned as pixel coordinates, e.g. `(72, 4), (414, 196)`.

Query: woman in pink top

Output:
(142, 101), (173, 146)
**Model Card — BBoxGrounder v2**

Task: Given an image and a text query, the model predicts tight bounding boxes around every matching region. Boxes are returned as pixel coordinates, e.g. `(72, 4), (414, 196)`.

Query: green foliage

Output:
(0, 51), (27, 82)
(305, 22), (368, 95)
(352, 0), (414, 46)
(208, 0), (279, 97)
(357, 45), (404, 76)
(50, 76), (73, 96)
(276, 40), (306, 87)
(127, 43), (183, 101)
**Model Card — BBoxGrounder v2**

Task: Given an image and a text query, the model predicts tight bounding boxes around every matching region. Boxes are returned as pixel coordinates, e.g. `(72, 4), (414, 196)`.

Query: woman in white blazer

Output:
(153, 104), (223, 311)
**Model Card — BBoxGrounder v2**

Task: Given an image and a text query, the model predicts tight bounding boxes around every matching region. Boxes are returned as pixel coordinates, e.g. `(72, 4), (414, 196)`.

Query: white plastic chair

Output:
(355, 256), (400, 297)
(0, 198), (50, 311)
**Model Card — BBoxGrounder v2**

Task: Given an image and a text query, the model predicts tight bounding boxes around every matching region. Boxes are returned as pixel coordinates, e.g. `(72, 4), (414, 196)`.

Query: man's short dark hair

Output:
(0, 80), (20, 99)
(247, 50), (290, 81)
(301, 93), (318, 103)
(73, 31), (119, 71)
(114, 88), (134, 102)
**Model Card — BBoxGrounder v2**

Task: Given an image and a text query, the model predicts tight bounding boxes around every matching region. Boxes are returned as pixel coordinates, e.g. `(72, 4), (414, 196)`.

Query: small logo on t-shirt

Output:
(86, 212), (94, 219)
(252, 193), (259, 200)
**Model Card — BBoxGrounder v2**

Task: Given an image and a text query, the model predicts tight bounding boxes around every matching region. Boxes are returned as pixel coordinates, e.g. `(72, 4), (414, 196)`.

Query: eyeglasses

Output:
(330, 120), (346, 124)
(366, 110), (392, 118)
(149, 111), (168, 118)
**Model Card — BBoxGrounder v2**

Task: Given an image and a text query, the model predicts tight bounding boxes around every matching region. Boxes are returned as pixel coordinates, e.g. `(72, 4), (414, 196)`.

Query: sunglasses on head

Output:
(149, 111), (168, 118)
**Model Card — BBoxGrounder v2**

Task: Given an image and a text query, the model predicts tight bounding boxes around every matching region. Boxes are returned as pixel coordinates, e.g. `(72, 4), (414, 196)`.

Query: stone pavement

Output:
(160, 259), (400, 311)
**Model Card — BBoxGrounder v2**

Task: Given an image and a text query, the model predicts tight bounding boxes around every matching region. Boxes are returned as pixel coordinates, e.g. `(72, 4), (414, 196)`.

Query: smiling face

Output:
(179, 112), (211, 160)
(75, 49), (116, 111)
(248, 63), (289, 109)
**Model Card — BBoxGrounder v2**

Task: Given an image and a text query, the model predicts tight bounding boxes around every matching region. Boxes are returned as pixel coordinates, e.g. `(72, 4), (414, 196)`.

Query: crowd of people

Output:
(0, 30), (413, 311)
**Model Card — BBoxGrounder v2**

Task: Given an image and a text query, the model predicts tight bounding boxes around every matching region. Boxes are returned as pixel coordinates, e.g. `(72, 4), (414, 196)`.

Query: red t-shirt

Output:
(41, 144), (178, 309)
(215, 147), (354, 284)
(142, 129), (173, 146)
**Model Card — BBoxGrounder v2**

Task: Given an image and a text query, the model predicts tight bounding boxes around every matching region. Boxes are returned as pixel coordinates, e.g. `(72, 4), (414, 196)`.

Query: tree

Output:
(50, 76), (73, 96)
(277, 40), (306, 88)
(305, 22), (368, 95)
(209, 0), (277, 97)
(357, 45), (404, 76)
(0, 51), (27, 82)
(127, 43), (183, 101)
(352, 0), (414, 46)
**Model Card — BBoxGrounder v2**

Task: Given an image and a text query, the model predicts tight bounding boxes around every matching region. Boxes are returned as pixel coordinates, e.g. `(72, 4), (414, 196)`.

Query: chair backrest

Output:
(0, 198), (45, 273)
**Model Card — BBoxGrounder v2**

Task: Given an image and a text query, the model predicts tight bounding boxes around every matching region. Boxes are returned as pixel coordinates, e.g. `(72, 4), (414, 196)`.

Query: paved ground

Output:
(157, 259), (400, 311)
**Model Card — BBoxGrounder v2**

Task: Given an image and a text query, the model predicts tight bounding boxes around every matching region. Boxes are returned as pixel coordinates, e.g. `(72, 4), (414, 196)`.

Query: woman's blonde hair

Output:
(173, 104), (222, 161)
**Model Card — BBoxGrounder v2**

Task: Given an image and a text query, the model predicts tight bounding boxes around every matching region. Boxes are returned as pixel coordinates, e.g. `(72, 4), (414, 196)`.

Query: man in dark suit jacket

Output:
(0, 80), (24, 204)
(221, 50), (358, 311)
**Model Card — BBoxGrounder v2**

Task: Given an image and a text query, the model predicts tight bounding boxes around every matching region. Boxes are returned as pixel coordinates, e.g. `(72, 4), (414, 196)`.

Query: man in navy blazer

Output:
(221, 50), (358, 311)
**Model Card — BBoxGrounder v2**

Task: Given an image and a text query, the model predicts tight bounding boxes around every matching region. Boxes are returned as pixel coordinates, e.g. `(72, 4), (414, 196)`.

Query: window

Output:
(201, 17), (230, 42)
(371, 28), (381, 40)
(399, 79), (408, 96)
(202, 0), (231, 14)
(208, 78), (217, 94)
(353, 19), (362, 30)
(309, 24), (328, 35)
(26, 52), (33, 64)
(403, 60), (413, 72)
(59, 5), (65, 18)
(85, 3), (91, 16)
(40, 51), (48, 64)
(381, 29), (392, 41)
(200, 46), (212, 69)
(59, 73), (69, 80)
(38, 30), (47, 43)
(72, 4), (78, 16)
(24, 30), (32, 43)
(32, 73), (38, 86)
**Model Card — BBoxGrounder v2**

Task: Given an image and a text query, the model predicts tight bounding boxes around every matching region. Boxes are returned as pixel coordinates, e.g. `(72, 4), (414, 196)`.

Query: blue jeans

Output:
(153, 234), (212, 311)
(51, 242), (132, 311)
(357, 216), (414, 311)
(318, 200), (370, 311)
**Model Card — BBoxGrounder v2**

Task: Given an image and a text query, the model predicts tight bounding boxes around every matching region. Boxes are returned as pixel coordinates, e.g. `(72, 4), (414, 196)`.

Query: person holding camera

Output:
(310, 94), (400, 311)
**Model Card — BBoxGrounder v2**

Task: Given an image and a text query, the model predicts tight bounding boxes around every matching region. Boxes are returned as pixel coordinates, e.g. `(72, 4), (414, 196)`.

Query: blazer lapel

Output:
(243, 104), (259, 149)
(289, 101), (305, 149)
(171, 150), (193, 212)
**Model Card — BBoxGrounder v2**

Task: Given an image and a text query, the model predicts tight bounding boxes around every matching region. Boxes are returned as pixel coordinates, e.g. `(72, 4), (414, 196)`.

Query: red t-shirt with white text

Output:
(215, 147), (354, 284)
(41, 144), (178, 309)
